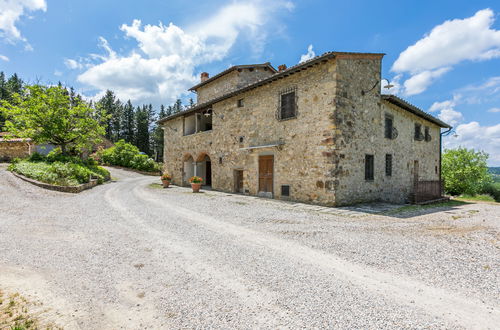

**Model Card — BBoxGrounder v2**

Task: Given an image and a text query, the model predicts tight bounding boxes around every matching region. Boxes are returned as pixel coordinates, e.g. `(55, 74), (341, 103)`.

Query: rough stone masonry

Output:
(160, 52), (450, 206)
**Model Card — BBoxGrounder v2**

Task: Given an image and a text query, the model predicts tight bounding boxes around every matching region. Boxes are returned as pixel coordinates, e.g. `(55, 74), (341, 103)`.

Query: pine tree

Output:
(135, 105), (150, 154)
(6, 73), (23, 97)
(97, 90), (117, 141)
(112, 99), (123, 141)
(152, 105), (166, 161)
(121, 100), (135, 143)
(173, 99), (183, 113)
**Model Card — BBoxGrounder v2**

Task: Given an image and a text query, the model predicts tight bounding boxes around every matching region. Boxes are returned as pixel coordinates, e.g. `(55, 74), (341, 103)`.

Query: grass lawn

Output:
(455, 194), (499, 203)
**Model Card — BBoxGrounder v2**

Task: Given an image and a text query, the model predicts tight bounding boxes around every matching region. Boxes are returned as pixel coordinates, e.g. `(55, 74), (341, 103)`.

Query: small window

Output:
(279, 91), (296, 120)
(385, 154), (392, 176)
(414, 123), (423, 141)
(219, 156), (223, 164)
(237, 99), (244, 107)
(239, 136), (244, 143)
(424, 127), (431, 142)
(365, 155), (374, 181)
(281, 185), (290, 197)
(385, 115), (393, 139)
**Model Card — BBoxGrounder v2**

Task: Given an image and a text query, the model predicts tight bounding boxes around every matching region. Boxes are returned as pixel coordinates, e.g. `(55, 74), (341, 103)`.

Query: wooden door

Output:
(413, 160), (419, 183)
(235, 170), (244, 193)
(259, 155), (274, 194)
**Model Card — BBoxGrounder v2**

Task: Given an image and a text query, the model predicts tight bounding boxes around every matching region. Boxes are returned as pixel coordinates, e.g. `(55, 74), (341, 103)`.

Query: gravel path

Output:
(0, 164), (499, 329)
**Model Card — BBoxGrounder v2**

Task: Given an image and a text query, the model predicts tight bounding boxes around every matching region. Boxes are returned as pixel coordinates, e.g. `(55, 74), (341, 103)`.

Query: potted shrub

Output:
(189, 176), (203, 193)
(161, 173), (172, 188)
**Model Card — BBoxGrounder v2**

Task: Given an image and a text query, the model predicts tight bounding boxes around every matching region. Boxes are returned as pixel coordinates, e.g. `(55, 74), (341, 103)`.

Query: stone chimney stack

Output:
(200, 72), (209, 82)
(278, 64), (287, 72)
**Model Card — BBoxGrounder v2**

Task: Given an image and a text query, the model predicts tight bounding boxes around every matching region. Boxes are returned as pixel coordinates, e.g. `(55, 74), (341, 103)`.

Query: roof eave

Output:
(382, 95), (451, 129)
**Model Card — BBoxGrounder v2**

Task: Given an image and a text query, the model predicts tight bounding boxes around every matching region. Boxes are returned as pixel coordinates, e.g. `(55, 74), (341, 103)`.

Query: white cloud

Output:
(392, 9), (500, 96)
(403, 67), (450, 95)
(53, 70), (62, 77)
(488, 107), (500, 113)
(299, 44), (315, 63)
(428, 94), (464, 127)
(438, 108), (464, 127)
(444, 122), (500, 166)
(76, 0), (293, 106)
(0, 54), (8, 61)
(0, 0), (46, 45)
(64, 58), (83, 70)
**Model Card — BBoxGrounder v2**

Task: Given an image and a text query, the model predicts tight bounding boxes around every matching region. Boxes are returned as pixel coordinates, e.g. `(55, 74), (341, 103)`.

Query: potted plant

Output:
(161, 173), (172, 188)
(189, 176), (203, 193)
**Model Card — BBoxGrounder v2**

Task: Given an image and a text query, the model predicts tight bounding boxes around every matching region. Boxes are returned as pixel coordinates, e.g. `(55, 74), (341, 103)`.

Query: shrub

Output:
(95, 140), (161, 172)
(9, 160), (110, 186)
(482, 182), (500, 202)
(442, 147), (491, 195)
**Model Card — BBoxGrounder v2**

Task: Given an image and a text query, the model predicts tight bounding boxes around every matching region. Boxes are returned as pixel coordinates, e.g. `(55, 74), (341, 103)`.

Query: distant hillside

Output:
(489, 167), (500, 175)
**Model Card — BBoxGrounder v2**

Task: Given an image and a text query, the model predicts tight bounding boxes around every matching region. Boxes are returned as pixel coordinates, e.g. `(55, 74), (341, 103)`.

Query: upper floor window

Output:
(414, 123), (424, 141)
(237, 99), (244, 108)
(384, 115), (393, 139)
(278, 88), (297, 120)
(424, 126), (432, 142)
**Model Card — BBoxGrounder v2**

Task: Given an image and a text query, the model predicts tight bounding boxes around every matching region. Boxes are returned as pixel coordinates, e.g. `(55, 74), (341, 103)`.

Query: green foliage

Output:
(442, 147), (492, 196)
(9, 160), (110, 186)
(482, 182), (500, 202)
(96, 140), (161, 172)
(0, 85), (106, 155)
(457, 194), (496, 202)
(488, 167), (500, 175)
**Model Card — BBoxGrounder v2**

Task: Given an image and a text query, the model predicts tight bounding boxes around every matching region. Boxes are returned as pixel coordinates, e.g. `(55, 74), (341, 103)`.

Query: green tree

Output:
(135, 105), (150, 154)
(442, 147), (492, 195)
(0, 85), (105, 155)
(151, 105), (166, 161)
(97, 90), (119, 141)
(121, 100), (135, 143)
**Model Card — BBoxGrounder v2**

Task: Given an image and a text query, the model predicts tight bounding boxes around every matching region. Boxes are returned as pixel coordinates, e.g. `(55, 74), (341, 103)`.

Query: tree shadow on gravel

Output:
(381, 200), (471, 219)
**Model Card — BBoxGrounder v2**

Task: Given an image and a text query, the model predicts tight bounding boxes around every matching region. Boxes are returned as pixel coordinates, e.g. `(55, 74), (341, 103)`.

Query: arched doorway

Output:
(183, 154), (194, 186)
(196, 153), (212, 187)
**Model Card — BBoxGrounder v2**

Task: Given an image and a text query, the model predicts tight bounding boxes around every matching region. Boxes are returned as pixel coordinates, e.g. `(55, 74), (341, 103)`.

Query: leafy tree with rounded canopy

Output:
(442, 147), (492, 196)
(0, 85), (106, 155)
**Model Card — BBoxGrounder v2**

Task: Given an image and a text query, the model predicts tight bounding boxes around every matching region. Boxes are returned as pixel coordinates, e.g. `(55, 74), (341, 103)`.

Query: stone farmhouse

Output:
(159, 52), (451, 206)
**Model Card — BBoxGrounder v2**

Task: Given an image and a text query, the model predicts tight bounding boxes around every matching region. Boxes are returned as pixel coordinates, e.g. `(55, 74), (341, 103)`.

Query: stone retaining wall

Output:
(11, 171), (99, 193)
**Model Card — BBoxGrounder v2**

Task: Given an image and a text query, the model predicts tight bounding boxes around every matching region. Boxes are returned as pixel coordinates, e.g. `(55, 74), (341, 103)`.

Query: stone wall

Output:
(164, 61), (339, 205)
(164, 54), (444, 206)
(196, 68), (274, 104)
(333, 56), (441, 205)
(0, 141), (33, 161)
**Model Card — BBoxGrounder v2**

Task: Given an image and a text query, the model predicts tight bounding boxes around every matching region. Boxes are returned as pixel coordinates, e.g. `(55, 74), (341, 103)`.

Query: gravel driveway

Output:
(0, 164), (499, 329)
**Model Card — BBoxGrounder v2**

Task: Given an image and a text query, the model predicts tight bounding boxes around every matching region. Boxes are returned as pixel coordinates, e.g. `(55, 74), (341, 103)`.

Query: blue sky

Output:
(0, 0), (499, 165)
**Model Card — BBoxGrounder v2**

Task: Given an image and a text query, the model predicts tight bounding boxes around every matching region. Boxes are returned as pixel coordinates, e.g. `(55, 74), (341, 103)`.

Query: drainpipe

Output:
(439, 127), (453, 194)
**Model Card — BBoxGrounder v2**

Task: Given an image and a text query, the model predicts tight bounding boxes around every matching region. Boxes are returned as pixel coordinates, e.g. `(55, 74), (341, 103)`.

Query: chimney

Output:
(278, 64), (287, 72)
(200, 72), (209, 82)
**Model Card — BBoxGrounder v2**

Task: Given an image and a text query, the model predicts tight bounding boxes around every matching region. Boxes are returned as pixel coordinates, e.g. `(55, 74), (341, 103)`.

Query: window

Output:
(424, 127), (431, 142)
(385, 154), (392, 176)
(237, 99), (244, 107)
(279, 90), (296, 120)
(384, 115), (393, 139)
(414, 123), (423, 141)
(365, 155), (374, 181)
(281, 185), (290, 197)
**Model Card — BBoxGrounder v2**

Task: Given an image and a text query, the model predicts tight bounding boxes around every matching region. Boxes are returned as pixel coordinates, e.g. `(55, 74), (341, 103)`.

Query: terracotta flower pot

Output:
(191, 183), (202, 193)
(161, 179), (170, 188)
